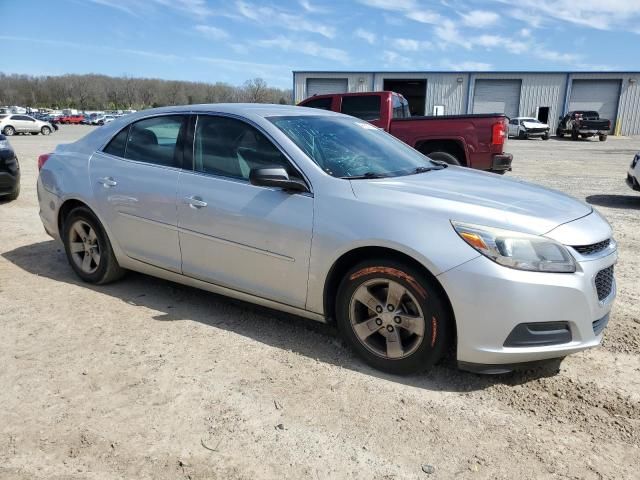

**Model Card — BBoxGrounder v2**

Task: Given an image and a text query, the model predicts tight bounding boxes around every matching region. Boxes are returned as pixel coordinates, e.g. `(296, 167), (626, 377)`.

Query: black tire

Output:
(30, 132), (39, 135)
(4, 181), (19, 201)
(518, 130), (528, 140)
(571, 129), (579, 141)
(426, 151), (460, 166)
(62, 206), (125, 284)
(599, 134), (607, 142)
(542, 133), (550, 140)
(336, 259), (451, 375)
(3, 126), (15, 136)
(41, 126), (51, 135)
(556, 128), (564, 138)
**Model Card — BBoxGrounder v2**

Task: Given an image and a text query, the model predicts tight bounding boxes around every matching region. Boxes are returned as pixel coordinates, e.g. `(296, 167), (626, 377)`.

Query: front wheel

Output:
(3, 126), (15, 136)
(543, 133), (550, 140)
(599, 134), (607, 142)
(426, 151), (460, 166)
(41, 126), (51, 135)
(336, 260), (451, 375)
(62, 206), (125, 284)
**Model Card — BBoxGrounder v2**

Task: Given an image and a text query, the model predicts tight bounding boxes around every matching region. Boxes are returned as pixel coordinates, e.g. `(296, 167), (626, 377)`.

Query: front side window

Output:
(124, 115), (186, 167)
(270, 115), (439, 179)
(103, 127), (129, 158)
(340, 95), (381, 121)
(194, 115), (300, 181)
(302, 97), (333, 110)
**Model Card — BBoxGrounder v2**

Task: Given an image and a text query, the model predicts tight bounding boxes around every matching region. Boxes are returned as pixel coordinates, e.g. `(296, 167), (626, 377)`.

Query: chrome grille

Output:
(573, 239), (610, 256)
(594, 266), (614, 301)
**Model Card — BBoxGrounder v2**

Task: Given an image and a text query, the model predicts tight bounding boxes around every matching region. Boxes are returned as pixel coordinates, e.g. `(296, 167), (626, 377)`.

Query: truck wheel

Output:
(571, 129), (579, 141)
(336, 259), (451, 375)
(426, 151), (460, 166)
(599, 134), (607, 142)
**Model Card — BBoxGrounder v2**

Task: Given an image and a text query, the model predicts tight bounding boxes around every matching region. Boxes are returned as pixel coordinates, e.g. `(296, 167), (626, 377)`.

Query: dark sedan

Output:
(0, 134), (20, 201)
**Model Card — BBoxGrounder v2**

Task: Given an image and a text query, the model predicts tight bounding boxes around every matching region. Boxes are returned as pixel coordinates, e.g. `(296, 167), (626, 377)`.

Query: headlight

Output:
(452, 221), (576, 273)
(0, 140), (9, 150)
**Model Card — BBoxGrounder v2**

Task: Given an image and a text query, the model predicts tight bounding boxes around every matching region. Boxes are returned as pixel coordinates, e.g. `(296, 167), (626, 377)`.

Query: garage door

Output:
(569, 79), (620, 131)
(306, 78), (348, 97)
(473, 79), (522, 118)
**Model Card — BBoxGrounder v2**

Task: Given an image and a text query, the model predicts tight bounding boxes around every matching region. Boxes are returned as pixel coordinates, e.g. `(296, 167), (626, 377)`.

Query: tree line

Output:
(0, 73), (292, 110)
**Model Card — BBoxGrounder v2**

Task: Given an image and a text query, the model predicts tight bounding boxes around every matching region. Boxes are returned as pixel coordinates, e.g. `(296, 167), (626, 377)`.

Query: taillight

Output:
(38, 153), (51, 171)
(492, 121), (506, 145)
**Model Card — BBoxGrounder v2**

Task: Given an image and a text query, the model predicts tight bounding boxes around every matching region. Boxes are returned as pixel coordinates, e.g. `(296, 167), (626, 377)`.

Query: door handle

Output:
(98, 177), (117, 187)
(184, 195), (208, 209)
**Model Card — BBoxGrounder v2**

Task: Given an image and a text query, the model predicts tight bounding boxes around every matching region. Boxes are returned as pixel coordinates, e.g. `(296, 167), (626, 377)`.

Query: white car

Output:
(0, 114), (53, 136)
(627, 152), (640, 192)
(508, 117), (550, 140)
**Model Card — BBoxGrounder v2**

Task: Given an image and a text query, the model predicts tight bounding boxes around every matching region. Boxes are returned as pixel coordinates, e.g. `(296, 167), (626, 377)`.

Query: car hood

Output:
(350, 167), (592, 235)
(522, 121), (549, 129)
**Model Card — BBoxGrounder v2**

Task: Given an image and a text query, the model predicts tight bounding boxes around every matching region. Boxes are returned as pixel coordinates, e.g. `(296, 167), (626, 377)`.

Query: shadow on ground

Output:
(586, 194), (640, 210)
(3, 240), (564, 393)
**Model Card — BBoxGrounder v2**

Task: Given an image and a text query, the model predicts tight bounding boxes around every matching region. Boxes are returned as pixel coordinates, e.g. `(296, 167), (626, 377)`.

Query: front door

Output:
(177, 114), (313, 308)
(89, 114), (188, 272)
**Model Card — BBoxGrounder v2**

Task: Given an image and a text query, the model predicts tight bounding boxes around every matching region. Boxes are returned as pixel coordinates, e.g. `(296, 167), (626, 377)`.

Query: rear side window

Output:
(103, 127), (129, 157)
(392, 95), (409, 119)
(340, 95), (381, 121)
(124, 115), (186, 167)
(302, 97), (333, 110)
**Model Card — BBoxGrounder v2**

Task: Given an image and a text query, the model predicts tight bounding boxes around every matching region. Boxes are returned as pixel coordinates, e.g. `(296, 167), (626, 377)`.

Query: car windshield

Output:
(269, 115), (441, 178)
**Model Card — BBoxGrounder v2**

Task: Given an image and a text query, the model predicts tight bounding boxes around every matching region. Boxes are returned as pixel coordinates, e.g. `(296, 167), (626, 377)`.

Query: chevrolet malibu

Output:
(36, 105), (617, 374)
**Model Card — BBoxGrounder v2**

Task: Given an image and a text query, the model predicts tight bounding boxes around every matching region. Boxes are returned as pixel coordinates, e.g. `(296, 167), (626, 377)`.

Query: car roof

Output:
(122, 103), (342, 119)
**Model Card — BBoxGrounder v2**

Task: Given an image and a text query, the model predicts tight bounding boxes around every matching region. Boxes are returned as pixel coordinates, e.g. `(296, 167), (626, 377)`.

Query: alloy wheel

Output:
(349, 279), (426, 360)
(68, 220), (101, 274)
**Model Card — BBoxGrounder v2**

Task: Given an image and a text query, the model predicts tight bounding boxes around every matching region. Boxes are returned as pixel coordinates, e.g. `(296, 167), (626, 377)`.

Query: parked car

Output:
(0, 134), (20, 201)
(627, 152), (640, 192)
(299, 91), (512, 173)
(37, 104), (617, 374)
(508, 117), (550, 140)
(90, 115), (106, 126)
(58, 114), (85, 124)
(0, 114), (53, 136)
(556, 111), (611, 141)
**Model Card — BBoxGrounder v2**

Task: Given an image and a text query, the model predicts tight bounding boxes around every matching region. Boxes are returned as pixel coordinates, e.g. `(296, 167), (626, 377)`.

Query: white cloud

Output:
(299, 0), (326, 13)
(89, 0), (212, 17)
(195, 25), (228, 40)
(519, 28), (532, 37)
(390, 37), (433, 51)
(357, 0), (418, 11)
(354, 28), (376, 44)
(405, 11), (442, 24)
(236, 1), (335, 38)
(258, 36), (349, 63)
(460, 10), (499, 28)
(434, 20), (471, 49)
(443, 60), (493, 71)
(382, 50), (414, 68)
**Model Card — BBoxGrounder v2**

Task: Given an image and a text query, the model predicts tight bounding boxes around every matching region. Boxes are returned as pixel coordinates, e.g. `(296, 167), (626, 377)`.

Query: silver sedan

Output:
(37, 104), (617, 374)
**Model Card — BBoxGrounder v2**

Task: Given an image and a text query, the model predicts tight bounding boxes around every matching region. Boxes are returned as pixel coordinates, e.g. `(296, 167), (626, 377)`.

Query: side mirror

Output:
(249, 167), (308, 193)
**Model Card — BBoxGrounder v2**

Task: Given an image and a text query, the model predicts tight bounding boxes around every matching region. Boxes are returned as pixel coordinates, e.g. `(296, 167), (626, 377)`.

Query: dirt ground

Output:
(1, 126), (639, 479)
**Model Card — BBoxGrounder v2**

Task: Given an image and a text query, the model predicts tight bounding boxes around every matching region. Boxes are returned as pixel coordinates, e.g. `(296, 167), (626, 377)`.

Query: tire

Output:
(571, 129), (579, 141)
(426, 151), (460, 166)
(336, 259), (451, 375)
(4, 181), (19, 201)
(518, 130), (528, 140)
(41, 126), (51, 135)
(542, 133), (550, 140)
(30, 132), (39, 135)
(599, 134), (607, 142)
(3, 126), (15, 136)
(556, 129), (564, 138)
(62, 206), (125, 284)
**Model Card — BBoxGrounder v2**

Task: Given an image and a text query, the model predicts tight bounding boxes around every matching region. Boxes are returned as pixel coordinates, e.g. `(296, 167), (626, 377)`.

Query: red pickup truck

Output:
(298, 91), (512, 173)
(58, 114), (85, 124)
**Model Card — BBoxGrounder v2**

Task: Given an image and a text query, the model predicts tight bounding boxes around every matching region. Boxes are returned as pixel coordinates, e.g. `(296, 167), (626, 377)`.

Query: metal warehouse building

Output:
(293, 71), (640, 135)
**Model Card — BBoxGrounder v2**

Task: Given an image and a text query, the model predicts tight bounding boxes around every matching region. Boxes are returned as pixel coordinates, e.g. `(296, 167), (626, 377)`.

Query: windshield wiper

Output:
(412, 164), (446, 174)
(340, 172), (389, 179)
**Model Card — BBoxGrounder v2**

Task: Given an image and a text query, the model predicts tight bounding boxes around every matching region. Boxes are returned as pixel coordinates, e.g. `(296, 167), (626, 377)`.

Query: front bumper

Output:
(438, 249), (616, 366)
(627, 173), (640, 191)
(491, 153), (513, 172)
(523, 128), (549, 137)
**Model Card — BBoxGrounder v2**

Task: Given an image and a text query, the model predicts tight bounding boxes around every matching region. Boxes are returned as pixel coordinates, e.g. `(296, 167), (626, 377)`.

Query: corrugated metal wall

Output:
(293, 71), (640, 135)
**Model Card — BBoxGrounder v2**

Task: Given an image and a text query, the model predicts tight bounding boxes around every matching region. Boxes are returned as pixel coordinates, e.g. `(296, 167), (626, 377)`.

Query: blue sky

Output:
(2, 0), (639, 88)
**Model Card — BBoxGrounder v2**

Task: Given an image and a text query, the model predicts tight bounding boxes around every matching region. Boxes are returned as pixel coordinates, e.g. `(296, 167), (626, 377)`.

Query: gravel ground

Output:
(1, 126), (639, 479)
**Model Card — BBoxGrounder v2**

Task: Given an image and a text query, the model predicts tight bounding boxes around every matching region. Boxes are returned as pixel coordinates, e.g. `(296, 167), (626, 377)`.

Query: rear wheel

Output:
(3, 126), (15, 136)
(336, 259), (451, 375)
(426, 151), (460, 166)
(62, 207), (125, 284)
(599, 134), (607, 142)
(41, 126), (51, 135)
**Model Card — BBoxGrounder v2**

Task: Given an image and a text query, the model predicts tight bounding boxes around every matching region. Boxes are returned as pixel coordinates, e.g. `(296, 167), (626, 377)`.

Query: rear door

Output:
(11, 115), (31, 133)
(177, 114), (313, 308)
(89, 114), (188, 272)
